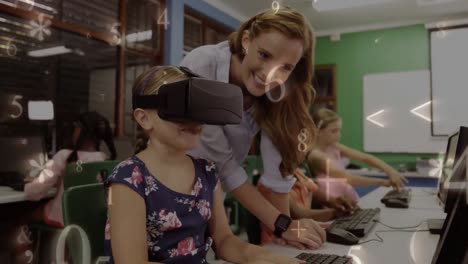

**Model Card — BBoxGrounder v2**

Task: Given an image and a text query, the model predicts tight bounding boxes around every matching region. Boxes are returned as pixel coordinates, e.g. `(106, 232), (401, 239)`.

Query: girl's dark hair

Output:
(66, 111), (117, 163)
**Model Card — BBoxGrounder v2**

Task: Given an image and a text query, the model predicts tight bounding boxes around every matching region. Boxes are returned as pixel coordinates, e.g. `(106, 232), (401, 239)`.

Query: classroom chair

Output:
(224, 197), (241, 235)
(34, 161), (118, 262)
(224, 156), (262, 235)
(63, 160), (119, 190)
(242, 155), (263, 245)
(301, 161), (314, 179)
(62, 183), (107, 263)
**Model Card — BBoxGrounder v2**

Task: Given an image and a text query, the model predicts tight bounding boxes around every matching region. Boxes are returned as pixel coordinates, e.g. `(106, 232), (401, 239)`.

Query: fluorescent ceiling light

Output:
(27, 45), (72, 57)
(0, 0), (58, 13)
(126, 30), (152, 43)
(28, 100), (54, 120)
(417, 0), (458, 7)
(313, 0), (393, 12)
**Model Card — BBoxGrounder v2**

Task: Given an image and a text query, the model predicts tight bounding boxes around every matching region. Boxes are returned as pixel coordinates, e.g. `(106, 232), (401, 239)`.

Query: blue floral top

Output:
(104, 155), (219, 264)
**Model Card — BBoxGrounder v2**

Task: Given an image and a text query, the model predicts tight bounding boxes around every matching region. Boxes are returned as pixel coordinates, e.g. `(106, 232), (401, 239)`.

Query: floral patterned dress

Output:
(104, 155), (219, 264)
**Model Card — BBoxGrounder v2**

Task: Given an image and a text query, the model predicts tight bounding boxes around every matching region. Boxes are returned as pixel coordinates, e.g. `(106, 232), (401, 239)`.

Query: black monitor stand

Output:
(427, 218), (444, 235)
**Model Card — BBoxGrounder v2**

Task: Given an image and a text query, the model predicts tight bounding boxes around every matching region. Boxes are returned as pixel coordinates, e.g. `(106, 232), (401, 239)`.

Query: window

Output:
(183, 7), (233, 52)
(312, 64), (337, 112)
(0, 0), (164, 156)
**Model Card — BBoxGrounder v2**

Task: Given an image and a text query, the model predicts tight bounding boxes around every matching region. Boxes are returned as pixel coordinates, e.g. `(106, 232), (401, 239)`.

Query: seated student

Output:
(289, 170), (358, 220)
(24, 111), (116, 227)
(259, 169), (358, 246)
(104, 66), (303, 264)
(307, 108), (408, 200)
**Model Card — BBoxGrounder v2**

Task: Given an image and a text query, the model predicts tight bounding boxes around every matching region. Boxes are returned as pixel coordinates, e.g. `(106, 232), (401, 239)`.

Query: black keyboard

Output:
(328, 208), (380, 237)
(381, 188), (411, 203)
(296, 253), (353, 264)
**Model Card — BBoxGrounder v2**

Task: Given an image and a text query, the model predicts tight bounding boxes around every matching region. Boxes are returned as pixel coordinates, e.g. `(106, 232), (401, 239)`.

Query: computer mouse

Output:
(326, 228), (359, 245)
(385, 198), (409, 208)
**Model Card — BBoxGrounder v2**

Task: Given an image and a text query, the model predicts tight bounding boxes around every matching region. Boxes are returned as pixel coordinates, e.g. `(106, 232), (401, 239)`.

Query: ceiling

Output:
(203, 0), (468, 35)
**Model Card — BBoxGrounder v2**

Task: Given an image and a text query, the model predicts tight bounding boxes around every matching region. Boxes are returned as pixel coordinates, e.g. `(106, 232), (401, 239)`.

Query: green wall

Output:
(315, 25), (436, 167)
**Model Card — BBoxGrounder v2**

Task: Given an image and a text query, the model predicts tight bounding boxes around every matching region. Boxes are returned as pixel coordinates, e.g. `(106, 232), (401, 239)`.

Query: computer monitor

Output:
(455, 126), (468, 164)
(443, 132), (459, 169)
(0, 133), (47, 180)
(431, 168), (467, 264)
(443, 146), (468, 215)
(429, 136), (468, 235)
(438, 127), (468, 209)
(438, 131), (459, 206)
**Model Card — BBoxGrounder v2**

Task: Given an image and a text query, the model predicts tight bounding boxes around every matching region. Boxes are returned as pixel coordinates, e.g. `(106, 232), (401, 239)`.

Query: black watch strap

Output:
(273, 213), (292, 238)
(273, 227), (284, 238)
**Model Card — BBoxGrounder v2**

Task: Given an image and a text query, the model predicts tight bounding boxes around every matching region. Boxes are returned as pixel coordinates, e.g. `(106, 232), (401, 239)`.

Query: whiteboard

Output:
(430, 27), (468, 135)
(363, 70), (446, 153)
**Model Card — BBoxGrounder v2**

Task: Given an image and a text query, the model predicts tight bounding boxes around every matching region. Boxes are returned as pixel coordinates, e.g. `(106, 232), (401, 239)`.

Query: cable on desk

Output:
(374, 219), (425, 229)
(357, 230), (431, 245)
(409, 207), (441, 210)
(421, 188), (438, 196)
(357, 232), (384, 245)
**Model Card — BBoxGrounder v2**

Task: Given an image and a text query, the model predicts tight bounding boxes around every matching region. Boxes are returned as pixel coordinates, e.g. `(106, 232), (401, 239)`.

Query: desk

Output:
(0, 186), (56, 204)
(346, 169), (435, 179)
(211, 187), (446, 264)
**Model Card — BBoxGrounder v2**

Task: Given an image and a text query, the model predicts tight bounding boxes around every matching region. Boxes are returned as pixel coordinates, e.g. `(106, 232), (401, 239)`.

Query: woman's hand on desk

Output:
(271, 236), (307, 251)
(272, 237), (316, 251)
(282, 219), (328, 250)
(245, 255), (306, 264)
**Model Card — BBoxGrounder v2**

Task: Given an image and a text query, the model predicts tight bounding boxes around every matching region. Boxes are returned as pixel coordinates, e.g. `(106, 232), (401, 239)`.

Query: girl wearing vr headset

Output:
(25, 111), (116, 227)
(181, 7), (330, 249)
(104, 66), (302, 264)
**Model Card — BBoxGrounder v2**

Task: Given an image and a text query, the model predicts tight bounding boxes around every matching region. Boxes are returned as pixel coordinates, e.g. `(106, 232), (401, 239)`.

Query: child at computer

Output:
(307, 108), (408, 200)
(104, 66), (304, 264)
(289, 169), (358, 218)
(24, 111), (117, 227)
(259, 169), (358, 246)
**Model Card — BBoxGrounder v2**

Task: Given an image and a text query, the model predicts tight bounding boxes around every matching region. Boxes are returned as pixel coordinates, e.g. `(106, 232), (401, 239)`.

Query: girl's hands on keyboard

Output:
(329, 195), (359, 215)
(388, 172), (409, 191)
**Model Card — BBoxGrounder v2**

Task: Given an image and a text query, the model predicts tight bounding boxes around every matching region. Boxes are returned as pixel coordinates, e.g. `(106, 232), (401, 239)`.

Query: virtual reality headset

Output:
(132, 67), (243, 125)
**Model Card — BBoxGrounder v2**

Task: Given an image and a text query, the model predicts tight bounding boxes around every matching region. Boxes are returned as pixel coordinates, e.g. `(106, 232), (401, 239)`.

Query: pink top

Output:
(315, 146), (360, 201)
(24, 149), (107, 226)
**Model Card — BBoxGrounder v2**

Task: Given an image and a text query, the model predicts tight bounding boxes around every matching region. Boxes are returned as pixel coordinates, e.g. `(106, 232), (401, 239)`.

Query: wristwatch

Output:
(273, 213), (292, 238)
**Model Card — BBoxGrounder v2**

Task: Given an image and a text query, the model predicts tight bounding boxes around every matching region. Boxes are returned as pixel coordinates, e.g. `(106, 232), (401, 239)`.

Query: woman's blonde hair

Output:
(132, 66), (190, 154)
(312, 108), (341, 130)
(228, 7), (316, 176)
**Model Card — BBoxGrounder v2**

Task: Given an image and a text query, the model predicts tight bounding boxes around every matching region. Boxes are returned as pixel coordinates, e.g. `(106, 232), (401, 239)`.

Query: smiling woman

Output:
(181, 7), (325, 250)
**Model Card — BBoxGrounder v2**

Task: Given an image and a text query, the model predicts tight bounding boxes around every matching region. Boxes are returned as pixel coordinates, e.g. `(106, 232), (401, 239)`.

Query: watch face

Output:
(277, 215), (291, 229)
